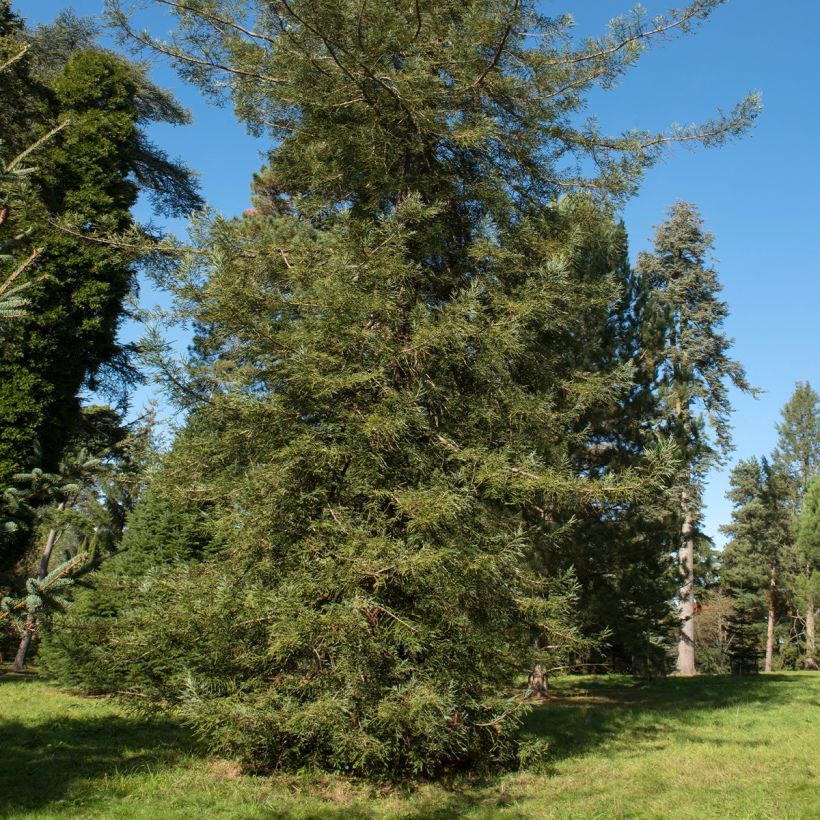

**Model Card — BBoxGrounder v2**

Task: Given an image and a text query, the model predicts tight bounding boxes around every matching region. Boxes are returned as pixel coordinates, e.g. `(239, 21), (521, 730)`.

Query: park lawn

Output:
(0, 672), (817, 819)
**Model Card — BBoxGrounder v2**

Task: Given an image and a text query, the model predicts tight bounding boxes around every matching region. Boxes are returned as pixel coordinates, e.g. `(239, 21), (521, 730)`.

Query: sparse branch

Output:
(0, 248), (42, 298)
(0, 43), (29, 73)
(154, 0), (278, 46)
(7, 120), (71, 172)
(469, 0), (519, 89)
(119, 18), (287, 85)
(544, 1), (720, 69)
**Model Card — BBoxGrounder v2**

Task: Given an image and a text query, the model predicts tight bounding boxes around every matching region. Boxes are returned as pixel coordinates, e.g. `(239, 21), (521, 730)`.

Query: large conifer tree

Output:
(636, 201), (753, 676)
(70, 0), (759, 773)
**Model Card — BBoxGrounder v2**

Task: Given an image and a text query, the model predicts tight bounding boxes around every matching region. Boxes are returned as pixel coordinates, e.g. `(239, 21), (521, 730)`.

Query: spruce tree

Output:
(84, 0), (759, 774)
(636, 201), (753, 675)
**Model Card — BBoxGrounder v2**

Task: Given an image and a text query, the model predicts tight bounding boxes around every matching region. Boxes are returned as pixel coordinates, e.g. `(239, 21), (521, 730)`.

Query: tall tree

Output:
(636, 201), (753, 676)
(68, 0), (760, 775)
(794, 476), (820, 669)
(0, 5), (201, 572)
(771, 383), (819, 667)
(772, 383), (820, 514)
(721, 457), (792, 673)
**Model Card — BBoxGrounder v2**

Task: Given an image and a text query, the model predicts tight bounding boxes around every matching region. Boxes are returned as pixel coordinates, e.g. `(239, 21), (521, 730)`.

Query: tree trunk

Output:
(805, 596), (817, 670)
(764, 561), (777, 673)
(675, 489), (696, 676)
(528, 664), (549, 697)
(11, 511), (62, 672)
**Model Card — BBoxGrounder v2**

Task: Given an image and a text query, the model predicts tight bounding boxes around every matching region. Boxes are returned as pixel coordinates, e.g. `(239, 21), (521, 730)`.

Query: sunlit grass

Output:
(1, 671), (817, 818)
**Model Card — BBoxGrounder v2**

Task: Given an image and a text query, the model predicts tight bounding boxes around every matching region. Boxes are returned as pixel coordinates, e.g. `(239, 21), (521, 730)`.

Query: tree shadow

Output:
(519, 673), (810, 769)
(0, 692), (192, 815)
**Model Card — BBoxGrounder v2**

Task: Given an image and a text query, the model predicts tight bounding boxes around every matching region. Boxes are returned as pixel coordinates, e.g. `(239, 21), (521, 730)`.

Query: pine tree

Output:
(794, 476), (820, 669)
(772, 383), (820, 514)
(636, 201), (753, 676)
(81, 0), (759, 774)
(770, 383), (819, 667)
(721, 457), (792, 673)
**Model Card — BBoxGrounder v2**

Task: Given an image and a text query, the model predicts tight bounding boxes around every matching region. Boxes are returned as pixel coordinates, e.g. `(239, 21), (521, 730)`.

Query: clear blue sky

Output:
(20, 0), (820, 546)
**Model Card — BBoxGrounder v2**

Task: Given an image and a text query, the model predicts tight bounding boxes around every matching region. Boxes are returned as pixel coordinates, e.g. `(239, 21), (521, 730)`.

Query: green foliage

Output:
(51, 0), (763, 776)
(38, 446), (214, 691)
(720, 457), (792, 673)
(637, 200), (753, 476)
(772, 382), (820, 513)
(793, 475), (820, 663)
(0, 4), (201, 573)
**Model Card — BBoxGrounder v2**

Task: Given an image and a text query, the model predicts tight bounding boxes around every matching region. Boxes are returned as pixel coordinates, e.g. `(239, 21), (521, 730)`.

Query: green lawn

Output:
(0, 671), (817, 819)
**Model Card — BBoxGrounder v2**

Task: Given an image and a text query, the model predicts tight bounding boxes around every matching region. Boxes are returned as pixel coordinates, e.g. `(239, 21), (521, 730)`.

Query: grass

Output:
(0, 671), (818, 819)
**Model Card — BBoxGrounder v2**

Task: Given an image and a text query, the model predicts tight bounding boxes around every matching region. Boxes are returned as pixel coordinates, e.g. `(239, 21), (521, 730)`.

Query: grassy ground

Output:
(0, 672), (817, 819)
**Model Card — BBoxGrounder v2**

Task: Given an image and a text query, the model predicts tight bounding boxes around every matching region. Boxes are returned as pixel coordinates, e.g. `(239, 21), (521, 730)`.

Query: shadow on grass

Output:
(0, 683), (192, 815)
(520, 673), (809, 769)
(0, 673), (813, 819)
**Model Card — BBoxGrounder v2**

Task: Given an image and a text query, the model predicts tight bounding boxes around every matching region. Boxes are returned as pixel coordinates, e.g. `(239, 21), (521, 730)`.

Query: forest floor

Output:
(0, 671), (817, 819)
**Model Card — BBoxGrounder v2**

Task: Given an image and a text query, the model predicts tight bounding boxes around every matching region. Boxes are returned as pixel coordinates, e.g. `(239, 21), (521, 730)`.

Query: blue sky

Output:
(20, 0), (820, 545)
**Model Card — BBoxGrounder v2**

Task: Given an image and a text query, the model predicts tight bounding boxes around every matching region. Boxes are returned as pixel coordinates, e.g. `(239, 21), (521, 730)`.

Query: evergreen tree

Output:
(0, 4), (201, 572)
(794, 476), (820, 669)
(772, 382), (820, 514)
(77, 0), (758, 775)
(720, 457), (792, 673)
(636, 201), (753, 675)
(771, 383), (819, 667)
(39, 448), (214, 688)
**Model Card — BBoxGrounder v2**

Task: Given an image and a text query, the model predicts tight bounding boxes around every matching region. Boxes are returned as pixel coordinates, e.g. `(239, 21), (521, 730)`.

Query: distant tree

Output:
(794, 476), (820, 669)
(636, 201), (753, 676)
(721, 457), (792, 673)
(772, 383), (820, 514)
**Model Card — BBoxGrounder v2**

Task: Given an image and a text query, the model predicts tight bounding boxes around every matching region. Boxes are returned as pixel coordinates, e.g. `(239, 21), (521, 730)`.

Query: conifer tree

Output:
(771, 383), (819, 667)
(636, 201), (753, 676)
(720, 457), (792, 673)
(79, 0), (759, 774)
(794, 476), (820, 669)
(0, 4), (201, 572)
(772, 383), (820, 514)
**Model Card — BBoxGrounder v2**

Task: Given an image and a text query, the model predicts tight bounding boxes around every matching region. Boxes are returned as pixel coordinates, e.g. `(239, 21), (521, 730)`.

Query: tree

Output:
(76, 0), (759, 774)
(1, 404), (156, 668)
(0, 5), (201, 573)
(770, 383), (820, 668)
(39, 433), (214, 689)
(795, 476), (820, 669)
(636, 201), (754, 675)
(772, 382), (820, 514)
(721, 457), (792, 673)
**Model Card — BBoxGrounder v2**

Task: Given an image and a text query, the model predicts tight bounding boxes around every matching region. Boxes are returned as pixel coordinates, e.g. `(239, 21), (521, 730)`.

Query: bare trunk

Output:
(764, 561), (777, 673)
(11, 512), (62, 672)
(528, 664), (549, 697)
(675, 489), (696, 676)
(12, 630), (33, 671)
(805, 597), (817, 670)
